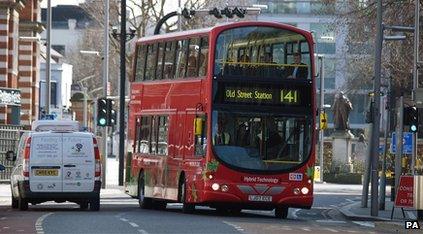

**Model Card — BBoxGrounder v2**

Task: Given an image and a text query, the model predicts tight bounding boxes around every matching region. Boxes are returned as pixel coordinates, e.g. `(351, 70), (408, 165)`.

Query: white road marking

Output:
(316, 220), (347, 224)
(138, 229), (149, 234)
(222, 221), (244, 232)
(0, 217), (6, 220)
(323, 227), (339, 233)
(292, 209), (301, 219)
(345, 199), (354, 203)
(3, 226), (9, 229)
(352, 221), (375, 228)
(129, 222), (139, 228)
(120, 218), (128, 222)
(406, 211), (417, 219)
(301, 227), (311, 232)
(35, 212), (53, 234)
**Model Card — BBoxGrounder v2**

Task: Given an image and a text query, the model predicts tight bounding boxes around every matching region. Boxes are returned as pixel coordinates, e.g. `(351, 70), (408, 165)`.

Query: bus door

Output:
(164, 113), (184, 201)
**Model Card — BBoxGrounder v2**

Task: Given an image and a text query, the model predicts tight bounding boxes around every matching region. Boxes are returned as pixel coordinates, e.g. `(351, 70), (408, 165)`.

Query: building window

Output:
(52, 45), (66, 56)
(311, 23), (336, 54)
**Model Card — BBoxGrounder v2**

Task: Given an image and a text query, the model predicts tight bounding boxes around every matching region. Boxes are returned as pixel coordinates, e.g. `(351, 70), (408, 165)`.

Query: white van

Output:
(7, 120), (102, 211)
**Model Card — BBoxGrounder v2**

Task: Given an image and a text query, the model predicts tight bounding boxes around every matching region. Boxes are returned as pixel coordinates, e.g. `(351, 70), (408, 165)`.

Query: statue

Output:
(332, 92), (353, 131)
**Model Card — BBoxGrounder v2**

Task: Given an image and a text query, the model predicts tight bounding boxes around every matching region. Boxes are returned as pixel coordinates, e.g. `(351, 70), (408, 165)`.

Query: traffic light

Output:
(404, 106), (418, 133)
(97, 98), (108, 127)
(106, 99), (116, 126)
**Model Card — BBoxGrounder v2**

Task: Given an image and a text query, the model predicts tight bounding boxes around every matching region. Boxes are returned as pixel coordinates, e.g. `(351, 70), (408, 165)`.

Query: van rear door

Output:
(29, 133), (63, 192)
(62, 133), (95, 192)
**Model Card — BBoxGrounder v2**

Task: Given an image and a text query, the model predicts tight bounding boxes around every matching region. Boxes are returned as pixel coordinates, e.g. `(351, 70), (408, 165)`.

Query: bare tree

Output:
(333, 0), (422, 94)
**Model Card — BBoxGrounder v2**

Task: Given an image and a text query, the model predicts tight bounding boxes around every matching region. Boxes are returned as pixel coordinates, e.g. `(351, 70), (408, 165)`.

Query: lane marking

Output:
(138, 229), (149, 234)
(352, 221), (375, 228)
(301, 227), (311, 232)
(222, 221), (244, 232)
(120, 218), (128, 222)
(35, 212), (53, 234)
(0, 217), (6, 220)
(345, 199), (354, 203)
(129, 222), (139, 228)
(323, 228), (339, 233)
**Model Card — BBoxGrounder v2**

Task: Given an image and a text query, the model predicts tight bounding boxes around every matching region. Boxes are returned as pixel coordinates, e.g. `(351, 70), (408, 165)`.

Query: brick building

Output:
(0, 0), (43, 127)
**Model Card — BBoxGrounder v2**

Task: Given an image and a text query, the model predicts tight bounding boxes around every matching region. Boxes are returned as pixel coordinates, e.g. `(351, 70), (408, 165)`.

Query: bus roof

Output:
(137, 21), (313, 44)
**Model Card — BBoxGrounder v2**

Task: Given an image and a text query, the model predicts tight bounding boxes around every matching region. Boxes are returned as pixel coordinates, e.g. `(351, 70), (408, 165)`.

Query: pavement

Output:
(336, 189), (421, 232)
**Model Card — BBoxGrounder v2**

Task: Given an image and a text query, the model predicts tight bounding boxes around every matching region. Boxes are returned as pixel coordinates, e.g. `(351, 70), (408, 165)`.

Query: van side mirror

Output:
(0, 164), (5, 171)
(5, 150), (16, 161)
(194, 117), (203, 136)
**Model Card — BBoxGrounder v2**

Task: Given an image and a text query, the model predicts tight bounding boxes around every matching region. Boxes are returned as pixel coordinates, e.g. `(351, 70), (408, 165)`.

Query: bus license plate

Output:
(248, 195), (272, 202)
(34, 169), (58, 176)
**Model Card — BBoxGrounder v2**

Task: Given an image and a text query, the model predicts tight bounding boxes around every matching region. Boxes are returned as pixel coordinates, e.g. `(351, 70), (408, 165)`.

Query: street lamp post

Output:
(112, 0), (136, 186)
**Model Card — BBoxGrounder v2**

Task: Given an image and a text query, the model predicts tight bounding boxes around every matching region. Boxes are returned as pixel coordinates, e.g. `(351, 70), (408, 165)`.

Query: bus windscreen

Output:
(214, 26), (311, 80)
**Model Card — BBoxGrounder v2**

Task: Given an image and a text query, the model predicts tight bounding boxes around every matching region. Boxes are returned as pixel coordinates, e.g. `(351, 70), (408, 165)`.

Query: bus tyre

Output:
(11, 195), (18, 209)
(79, 201), (89, 210)
(153, 201), (167, 210)
(138, 173), (153, 209)
(90, 197), (100, 211)
(275, 207), (289, 219)
(18, 196), (28, 211)
(179, 179), (195, 214)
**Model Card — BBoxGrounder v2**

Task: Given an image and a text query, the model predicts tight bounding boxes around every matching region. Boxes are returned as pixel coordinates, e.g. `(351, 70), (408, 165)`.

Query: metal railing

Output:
(0, 125), (23, 182)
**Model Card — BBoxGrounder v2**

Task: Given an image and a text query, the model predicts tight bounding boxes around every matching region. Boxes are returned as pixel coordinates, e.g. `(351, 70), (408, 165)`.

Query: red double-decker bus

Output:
(126, 21), (316, 218)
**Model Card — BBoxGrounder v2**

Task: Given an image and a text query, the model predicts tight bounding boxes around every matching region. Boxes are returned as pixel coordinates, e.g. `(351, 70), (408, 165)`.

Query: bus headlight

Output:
(221, 184), (229, 192)
(212, 183), (220, 191)
(301, 187), (309, 195)
(293, 188), (300, 195)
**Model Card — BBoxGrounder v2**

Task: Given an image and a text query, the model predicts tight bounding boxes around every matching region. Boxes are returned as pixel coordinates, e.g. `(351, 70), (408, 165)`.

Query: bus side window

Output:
(187, 38), (200, 77)
(145, 44), (157, 81)
(163, 41), (176, 79)
(135, 46), (147, 81)
(135, 117), (141, 153)
(140, 116), (152, 154)
(176, 39), (189, 78)
(199, 37), (209, 76)
(157, 116), (169, 155)
(156, 43), (165, 80)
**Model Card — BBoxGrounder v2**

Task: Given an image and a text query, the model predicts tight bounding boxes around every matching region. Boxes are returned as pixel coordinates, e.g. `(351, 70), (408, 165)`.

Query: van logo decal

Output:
(72, 143), (83, 153)
(37, 183), (43, 190)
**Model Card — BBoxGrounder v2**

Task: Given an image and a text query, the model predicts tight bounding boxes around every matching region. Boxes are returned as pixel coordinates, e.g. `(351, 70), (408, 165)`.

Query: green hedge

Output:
(323, 173), (362, 184)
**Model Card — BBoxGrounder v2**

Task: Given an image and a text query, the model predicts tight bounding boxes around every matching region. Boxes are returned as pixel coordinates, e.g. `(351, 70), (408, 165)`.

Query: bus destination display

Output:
(223, 86), (301, 106)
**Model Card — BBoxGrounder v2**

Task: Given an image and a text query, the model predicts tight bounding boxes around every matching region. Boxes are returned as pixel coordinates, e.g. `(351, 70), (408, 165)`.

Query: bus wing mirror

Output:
(194, 117), (203, 135)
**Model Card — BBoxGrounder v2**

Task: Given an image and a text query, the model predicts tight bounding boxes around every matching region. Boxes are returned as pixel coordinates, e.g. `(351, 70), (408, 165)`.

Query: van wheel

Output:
(275, 207), (288, 219)
(90, 198), (100, 211)
(179, 178), (195, 214)
(79, 202), (89, 210)
(18, 196), (28, 211)
(138, 172), (153, 209)
(11, 195), (18, 209)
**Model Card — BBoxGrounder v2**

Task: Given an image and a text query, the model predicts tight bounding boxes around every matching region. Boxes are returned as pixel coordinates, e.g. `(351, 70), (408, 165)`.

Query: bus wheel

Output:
(138, 172), (153, 209)
(275, 207), (289, 219)
(179, 178), (195, 214)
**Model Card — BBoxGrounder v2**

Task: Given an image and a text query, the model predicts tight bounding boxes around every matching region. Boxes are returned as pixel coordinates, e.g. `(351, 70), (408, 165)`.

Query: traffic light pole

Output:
(102, 0), (110, 189)
(318, 55), (325, 183)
